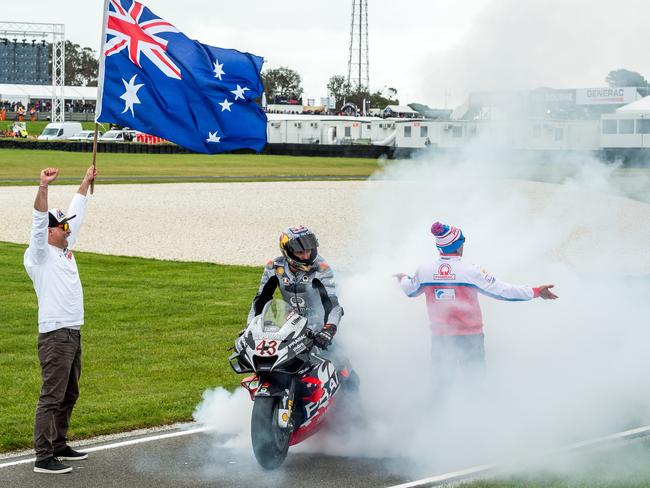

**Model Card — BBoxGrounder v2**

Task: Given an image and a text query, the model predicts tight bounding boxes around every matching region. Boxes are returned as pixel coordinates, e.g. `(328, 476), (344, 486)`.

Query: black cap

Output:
(48, 209), (77, 228)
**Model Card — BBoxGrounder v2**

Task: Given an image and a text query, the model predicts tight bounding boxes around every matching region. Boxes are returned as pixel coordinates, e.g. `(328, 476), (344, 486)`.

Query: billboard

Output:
(529, 89), (574, 104)
(575, 87), (640, 105)
(0, 39), (50, 85)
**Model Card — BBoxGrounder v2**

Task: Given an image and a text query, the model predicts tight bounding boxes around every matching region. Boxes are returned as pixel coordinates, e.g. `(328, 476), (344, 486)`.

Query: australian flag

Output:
(96, 0), (267, 153)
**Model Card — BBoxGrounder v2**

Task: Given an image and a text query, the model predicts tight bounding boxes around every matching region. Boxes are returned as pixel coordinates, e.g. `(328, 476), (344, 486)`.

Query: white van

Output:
(38, 122), (83, 140)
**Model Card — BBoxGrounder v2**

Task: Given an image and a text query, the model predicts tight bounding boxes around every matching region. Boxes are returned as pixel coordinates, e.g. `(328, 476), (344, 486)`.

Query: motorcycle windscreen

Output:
(261, 299), (296, 332)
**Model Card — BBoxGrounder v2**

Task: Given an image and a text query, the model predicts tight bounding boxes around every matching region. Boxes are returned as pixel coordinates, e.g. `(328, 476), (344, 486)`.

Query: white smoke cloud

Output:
(192, 144), (650, 480)
(193, 387), (252, 450)
(328, 146), (650, 477)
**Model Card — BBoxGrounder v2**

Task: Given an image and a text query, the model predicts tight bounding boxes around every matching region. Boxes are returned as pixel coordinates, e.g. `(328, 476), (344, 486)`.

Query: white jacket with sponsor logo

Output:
(400, 254), (537, 336)
(24, 193), (87, 333)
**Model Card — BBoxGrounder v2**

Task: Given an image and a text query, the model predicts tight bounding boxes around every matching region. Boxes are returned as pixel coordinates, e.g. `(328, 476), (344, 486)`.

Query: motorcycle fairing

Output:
(233, 307), (312, 374)
(289, 354), (341, 445)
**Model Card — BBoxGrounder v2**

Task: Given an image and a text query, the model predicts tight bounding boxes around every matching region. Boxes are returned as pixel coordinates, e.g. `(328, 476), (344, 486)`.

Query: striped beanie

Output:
(431, 221), (465, 253)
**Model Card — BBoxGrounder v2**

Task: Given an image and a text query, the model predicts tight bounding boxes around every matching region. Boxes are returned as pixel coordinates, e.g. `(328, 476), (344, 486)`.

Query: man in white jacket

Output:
(395, 221), (557, 398)
(24, 166), (96, 474)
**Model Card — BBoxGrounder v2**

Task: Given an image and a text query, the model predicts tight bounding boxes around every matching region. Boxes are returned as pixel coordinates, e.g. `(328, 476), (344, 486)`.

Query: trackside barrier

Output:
(0, 139), (398, 158)
(0, 139), (649, 165)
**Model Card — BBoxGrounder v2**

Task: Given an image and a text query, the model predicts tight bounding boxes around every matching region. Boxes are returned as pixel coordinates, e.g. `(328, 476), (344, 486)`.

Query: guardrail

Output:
(0, 138), (401, 158)
(0, 138), (649, 165)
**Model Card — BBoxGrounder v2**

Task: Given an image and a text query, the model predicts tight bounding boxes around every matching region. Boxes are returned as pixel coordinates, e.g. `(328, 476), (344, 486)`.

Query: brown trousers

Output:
(34, 328), (82, 460)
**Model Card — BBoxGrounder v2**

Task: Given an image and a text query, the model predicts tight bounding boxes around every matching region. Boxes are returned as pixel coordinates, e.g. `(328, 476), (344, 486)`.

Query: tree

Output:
(337, 86), (400, 113)
(367, 86), (398, 108)
(63, 41), (99, 86)
(326, 75), (351, 110)
(261, 67), (303, 103)
(605, 69), (648, 88)
(324, 76), (400, 113)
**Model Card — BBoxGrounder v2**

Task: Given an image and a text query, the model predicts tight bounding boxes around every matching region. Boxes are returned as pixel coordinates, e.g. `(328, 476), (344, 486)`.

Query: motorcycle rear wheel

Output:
(251, 396), (290, 469)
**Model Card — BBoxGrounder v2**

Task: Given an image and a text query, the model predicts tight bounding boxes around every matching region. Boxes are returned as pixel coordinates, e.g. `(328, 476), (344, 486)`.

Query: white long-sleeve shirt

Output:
(400, 254), (537, 336)
(24, 193), (88, 333)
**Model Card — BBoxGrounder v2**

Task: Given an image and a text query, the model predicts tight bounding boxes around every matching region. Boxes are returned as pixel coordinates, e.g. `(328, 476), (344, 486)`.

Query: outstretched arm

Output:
(535, 284), (558, 300)
(468, 265), (558, 301)
(396, 271), (423, 297)
(469, 265), (536, 301)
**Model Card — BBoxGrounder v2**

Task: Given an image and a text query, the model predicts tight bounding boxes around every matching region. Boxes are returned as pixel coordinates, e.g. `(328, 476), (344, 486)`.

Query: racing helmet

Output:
(279, 225), (319, 272)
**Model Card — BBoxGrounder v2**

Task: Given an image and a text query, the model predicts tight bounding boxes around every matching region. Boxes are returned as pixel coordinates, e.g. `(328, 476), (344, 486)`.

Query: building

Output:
(600, 96), (650, 149)
(266, 113), (374, 145)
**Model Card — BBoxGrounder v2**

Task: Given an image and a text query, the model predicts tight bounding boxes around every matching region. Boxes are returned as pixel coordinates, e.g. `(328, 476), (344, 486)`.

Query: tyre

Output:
(251, 396), (290, 469)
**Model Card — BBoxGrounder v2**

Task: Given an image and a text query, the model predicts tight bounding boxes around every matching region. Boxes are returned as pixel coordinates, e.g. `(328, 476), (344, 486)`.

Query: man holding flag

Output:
(95, 0), (267, 154)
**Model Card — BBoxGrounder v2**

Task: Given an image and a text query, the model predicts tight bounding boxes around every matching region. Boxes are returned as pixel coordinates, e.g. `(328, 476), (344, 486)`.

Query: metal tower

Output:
(347, 0), (369, 92)
(0, 22), (65, 122)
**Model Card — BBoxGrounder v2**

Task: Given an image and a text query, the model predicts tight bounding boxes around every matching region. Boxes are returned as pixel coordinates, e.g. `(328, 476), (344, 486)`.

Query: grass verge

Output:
(0, 241), (261, 452)
(1, 120), (96, 135)
(0, 149), (381, 185)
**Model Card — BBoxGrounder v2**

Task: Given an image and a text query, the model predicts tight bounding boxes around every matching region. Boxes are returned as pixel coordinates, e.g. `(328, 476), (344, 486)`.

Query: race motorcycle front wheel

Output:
(251, 396), (290, 469)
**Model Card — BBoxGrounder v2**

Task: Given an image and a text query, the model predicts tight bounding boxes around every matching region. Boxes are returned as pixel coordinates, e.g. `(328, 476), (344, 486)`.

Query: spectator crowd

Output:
(0, 100), (97, 121)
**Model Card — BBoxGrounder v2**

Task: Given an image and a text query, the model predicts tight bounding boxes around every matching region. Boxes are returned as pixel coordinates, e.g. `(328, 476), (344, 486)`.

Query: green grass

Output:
(0, 148), (381, 185)
(1, 120), (96, 135)
(0, 241), (262, 452)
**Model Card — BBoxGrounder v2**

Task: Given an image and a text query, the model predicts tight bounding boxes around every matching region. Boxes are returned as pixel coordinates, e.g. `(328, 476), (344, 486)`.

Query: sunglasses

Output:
(55, 222), (70, 232)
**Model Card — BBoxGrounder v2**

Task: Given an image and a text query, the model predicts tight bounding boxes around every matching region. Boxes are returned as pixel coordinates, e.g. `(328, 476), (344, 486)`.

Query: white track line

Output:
(386, 463), (496, 488)
(385, 425), (650, 488)
(0, 426), (209, 469)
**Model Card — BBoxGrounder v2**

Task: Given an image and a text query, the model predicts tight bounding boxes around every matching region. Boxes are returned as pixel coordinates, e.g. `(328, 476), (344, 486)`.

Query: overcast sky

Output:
(3, 0), (649, 107)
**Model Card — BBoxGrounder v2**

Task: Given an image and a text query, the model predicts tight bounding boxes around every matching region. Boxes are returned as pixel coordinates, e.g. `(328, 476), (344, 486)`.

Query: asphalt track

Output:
(0, 426), (410, 488)
(3, 425), (650, 488)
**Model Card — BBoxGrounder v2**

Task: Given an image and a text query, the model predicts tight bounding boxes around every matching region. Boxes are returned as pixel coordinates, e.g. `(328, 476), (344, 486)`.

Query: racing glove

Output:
(314, 323), (337, 350)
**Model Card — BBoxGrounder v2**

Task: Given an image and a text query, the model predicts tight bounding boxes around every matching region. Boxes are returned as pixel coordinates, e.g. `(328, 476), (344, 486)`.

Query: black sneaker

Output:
(54, 446), (88, 461)
(33, 456), (72, 474)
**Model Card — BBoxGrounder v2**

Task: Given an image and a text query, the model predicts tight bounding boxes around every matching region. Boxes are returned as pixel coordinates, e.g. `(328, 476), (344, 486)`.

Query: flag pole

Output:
(92, 0), (110, 195)
(90, 122), (98, 194)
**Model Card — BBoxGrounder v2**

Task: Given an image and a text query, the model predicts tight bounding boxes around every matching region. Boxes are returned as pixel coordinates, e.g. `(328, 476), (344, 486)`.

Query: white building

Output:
(600, 96), (650, 148)
(392, 118), (600, 150)
(266, 113), (375, 145)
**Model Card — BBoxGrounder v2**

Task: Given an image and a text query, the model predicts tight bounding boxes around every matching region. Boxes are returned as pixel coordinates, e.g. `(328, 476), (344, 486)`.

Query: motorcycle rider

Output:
(247, 225), (343, 351)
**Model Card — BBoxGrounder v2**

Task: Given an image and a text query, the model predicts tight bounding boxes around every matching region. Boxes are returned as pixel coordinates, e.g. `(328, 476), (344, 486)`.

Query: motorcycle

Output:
(229, 299), (355, 469)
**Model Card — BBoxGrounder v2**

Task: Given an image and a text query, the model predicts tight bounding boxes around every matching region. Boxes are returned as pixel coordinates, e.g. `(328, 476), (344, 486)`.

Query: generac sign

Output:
(576, 87), (639, 105)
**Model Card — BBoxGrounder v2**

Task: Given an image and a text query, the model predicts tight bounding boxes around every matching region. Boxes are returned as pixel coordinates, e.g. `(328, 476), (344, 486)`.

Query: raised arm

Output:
(66, 166), (96, 249)
(26, 168), (59, 265)
(77, 165), (97, 197)
(34, 168), (58, 211)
